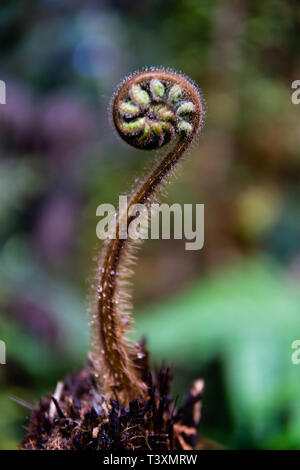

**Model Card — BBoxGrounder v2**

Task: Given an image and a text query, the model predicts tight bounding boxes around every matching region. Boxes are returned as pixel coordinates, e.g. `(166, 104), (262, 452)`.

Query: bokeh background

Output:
(0, 0), (300, 450)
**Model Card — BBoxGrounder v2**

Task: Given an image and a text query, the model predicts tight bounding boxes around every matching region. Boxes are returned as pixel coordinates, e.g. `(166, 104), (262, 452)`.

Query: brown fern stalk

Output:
(21, 68), (207, 450)
(90, 68), (204, 405)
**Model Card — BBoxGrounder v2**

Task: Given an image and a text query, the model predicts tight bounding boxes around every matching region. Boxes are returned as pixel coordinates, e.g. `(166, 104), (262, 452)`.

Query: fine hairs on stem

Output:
(90, 68), (205, 405)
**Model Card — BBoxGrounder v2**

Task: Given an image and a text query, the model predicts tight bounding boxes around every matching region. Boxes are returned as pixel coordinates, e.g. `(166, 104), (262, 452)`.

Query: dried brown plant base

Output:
(21, 344), (204, 450)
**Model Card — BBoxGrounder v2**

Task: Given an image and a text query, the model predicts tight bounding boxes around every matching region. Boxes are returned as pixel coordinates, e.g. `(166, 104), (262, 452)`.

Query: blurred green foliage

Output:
(0, 0), (300, 450)
(136, 258), (300, 449)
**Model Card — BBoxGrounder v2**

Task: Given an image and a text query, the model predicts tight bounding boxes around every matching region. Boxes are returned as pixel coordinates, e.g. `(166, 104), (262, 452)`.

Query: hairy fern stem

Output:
(90, 68), (205, 405)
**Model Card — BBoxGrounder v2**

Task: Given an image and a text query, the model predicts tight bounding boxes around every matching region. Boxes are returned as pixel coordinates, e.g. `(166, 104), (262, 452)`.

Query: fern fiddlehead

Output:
(90, 68), (204, 405)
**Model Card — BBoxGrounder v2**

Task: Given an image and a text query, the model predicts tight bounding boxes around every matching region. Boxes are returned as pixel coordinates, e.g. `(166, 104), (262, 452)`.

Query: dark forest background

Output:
(0, 0), (300, 449)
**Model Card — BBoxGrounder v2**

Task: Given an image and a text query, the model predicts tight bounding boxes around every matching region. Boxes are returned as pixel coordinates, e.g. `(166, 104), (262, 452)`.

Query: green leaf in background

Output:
(135, 257), (300, 449)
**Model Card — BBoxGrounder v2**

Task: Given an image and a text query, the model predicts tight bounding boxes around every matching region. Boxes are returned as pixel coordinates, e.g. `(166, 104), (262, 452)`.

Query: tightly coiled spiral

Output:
(112, 68), (202, 150)
(92, 68), (204, 405)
